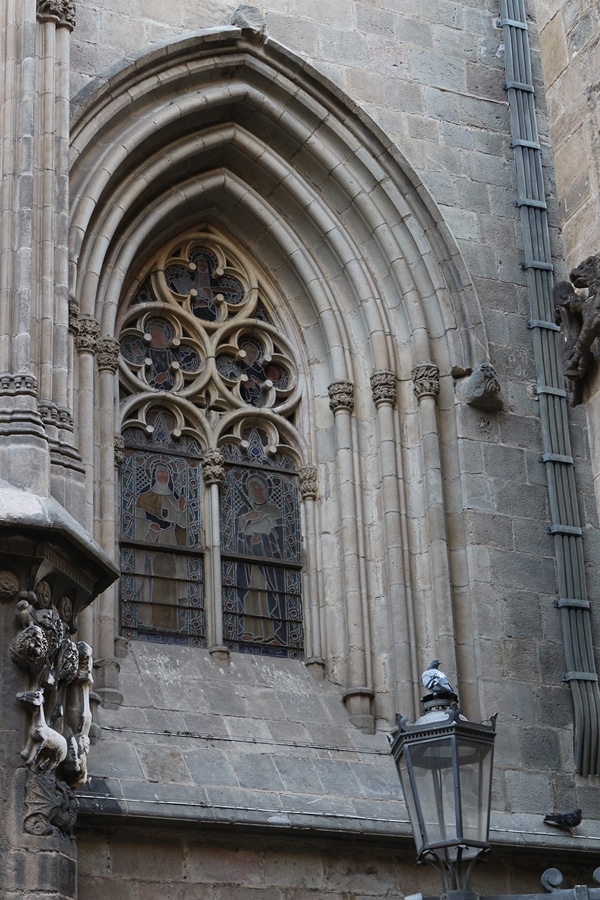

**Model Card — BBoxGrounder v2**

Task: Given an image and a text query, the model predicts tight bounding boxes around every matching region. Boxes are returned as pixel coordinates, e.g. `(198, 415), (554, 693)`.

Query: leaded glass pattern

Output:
(119, 412), (206, 646)
(220, 438), (303, 658)
(118, 229), (304, 656)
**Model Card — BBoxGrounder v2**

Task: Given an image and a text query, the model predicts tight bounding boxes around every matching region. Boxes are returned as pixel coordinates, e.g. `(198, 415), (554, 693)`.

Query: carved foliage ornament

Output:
(370, 369), (397, 407)
(37, 0), (76, 29)
(299, 466), (318, 501)
(75, 316), (100, 353)
(412, 362), (440, 401)
(554, 253), (600, 407)
(97, 337), (120, 373)
(328, 381), (354, 413)
(203, 448), (225, 486)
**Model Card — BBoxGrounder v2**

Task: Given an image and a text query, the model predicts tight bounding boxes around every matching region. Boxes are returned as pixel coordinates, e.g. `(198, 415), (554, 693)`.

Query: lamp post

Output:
(389, 692), (496, 900)
(389, 688), (600, 900)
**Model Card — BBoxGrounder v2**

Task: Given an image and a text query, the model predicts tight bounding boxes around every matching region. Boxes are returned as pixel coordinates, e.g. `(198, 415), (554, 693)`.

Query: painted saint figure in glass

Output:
(237, 474), (284, 644)
(135, 461), (187, 546)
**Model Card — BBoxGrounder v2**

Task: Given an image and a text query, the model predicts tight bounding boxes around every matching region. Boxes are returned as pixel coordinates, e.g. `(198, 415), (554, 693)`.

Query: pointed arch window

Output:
(116, 228), (304, 657)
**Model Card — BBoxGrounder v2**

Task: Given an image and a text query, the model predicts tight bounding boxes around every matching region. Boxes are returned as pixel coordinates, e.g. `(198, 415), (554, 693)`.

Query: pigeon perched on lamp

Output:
(543, 809), (582, 835)
(421, 660), (456, 696)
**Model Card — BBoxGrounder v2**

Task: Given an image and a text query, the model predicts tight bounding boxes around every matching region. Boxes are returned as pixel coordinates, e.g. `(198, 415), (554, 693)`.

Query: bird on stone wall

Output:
(420, 660), (455, 695)
(543, 809), (582, 835)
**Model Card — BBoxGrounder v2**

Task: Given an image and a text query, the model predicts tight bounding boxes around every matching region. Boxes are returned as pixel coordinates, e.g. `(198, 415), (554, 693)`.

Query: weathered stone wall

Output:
(534, 0), (600, 269)
(43, 0), (600, 895)
(76, 826), (597, 899)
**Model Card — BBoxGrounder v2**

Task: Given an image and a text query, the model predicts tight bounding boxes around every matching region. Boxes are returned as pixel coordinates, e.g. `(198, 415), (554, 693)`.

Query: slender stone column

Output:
(75, 315), (99, 649)
(329, 381), (374, 732)
(204, 449), (229, 663)
(411, 363), (457, 683)
(300, 465), (324, 676)
(370, 370), (417, 721)
(94, 338), (121, 704)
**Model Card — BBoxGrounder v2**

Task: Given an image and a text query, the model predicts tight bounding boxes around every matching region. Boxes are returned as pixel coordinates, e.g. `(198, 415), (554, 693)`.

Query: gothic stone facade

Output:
(2, 1), (600, 898)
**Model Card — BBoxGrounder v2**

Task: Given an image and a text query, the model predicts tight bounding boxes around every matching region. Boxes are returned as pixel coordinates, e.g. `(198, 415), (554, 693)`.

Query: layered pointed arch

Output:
(70, 25), (493, 728)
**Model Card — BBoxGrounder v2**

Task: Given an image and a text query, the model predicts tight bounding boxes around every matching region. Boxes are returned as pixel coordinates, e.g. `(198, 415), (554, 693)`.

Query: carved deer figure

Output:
(17, 689), (68, 775)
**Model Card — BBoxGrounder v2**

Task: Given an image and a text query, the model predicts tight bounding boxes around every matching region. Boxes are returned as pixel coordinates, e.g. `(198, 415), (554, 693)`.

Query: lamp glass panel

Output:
(457, 738), (494, 846)
(406, 737), (458, 851)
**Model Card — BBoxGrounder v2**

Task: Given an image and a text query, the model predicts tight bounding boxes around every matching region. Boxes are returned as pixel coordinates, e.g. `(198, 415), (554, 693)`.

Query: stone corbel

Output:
(453, 362), (503, 412)
(0, 480), (118, 835)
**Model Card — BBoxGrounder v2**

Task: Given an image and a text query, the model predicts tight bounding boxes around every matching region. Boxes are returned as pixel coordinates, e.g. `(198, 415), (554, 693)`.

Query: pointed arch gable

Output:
(70, 26), (489, 728)
(69, 27), (488, 376)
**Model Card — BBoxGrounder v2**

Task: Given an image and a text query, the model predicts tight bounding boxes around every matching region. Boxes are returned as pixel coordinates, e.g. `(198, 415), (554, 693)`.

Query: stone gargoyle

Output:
(554, 253), (600, 406)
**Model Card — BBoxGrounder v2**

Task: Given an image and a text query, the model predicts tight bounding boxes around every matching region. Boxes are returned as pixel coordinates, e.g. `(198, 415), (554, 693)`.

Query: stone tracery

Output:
(117, 229), (305, 656)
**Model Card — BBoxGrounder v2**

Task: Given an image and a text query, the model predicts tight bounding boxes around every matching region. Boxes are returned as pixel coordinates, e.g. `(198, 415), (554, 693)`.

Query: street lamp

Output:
(390, 683), (600, 900)
(389, 692), (496, 899)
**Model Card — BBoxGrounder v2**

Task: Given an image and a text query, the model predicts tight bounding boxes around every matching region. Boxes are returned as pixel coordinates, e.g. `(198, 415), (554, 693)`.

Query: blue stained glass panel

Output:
(220, 452), (302, 657)
(119, 411), (205, 646)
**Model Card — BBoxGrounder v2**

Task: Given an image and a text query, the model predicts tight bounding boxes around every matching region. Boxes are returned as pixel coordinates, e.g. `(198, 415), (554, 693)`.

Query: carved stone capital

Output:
(97, 337), (120, 373)
(370, 369), (397, 407)
(114, 434), (125, 467)
(412, 363), (440, 401)
(328, 381), (354, 413)
(75, 316), (100, 354)
(203, 449), (225, 486)
(37, 0), (76, 29)
(299, 466), (318, 501)
(68, 295), (80, 334)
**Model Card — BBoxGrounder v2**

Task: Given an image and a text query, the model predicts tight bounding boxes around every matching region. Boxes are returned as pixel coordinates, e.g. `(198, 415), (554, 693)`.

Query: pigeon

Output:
(543, 809), (582, 835)
(421, 660), (455, 695)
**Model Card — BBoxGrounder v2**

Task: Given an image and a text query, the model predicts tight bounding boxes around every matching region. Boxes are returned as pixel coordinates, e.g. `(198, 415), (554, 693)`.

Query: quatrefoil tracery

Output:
(154, 239), (253, 325)
(120, 314), (206, 394)
(118, 232), (301, 420)
(215, 328), (296, 410)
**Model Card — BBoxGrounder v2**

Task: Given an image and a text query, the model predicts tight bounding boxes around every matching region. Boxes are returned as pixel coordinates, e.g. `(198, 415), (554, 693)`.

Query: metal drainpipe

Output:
(498, 0), (600, 776)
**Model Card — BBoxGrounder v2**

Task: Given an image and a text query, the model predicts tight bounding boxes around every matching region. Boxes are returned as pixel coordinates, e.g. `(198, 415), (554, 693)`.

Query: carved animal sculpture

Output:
(17, 689), (68, 775)
(565, 256), (600, 376)
(554, 255), (600, 405)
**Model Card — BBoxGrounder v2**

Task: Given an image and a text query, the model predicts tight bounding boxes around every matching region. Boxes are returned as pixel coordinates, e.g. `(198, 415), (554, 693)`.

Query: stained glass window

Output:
(118, 232), (304, 656)
(221, 431), (303, 658)
(119, 409), (206, 646)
